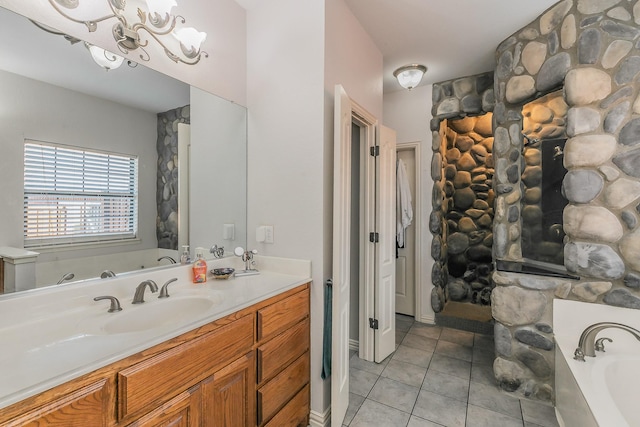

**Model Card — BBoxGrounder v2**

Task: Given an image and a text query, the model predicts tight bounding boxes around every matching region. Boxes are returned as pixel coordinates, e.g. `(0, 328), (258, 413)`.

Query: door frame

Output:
(396, 142), (423, 322)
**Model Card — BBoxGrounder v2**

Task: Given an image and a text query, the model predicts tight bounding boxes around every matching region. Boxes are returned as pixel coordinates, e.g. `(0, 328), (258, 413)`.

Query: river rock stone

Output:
(564, 205), (623, 242)
(562, 170), (603, 203)
(495, 323), (513, 357)
(515, 329), (554, 351)
(620, 228), (640, 271)
(578, 0), (621, 14)
(601, 20), (640, 39)
(565, 242), (626, 279)
(565, 68), (612, 106)
(429, 211), (442, 234)
(494, 357), (526, 392)
(522, 41), (547, 75)
(540, 0), (572, 35)
(604, 101), (630, 134)
(604, 178), (640, 209)
(467, 245), (492, 262)
(578, 28), (601, 64)
(603, 288), (640, 309)
(506, 75), (536, 104)
(613, 147), (640, 178)
(515, 347), (552, 378)
(453, 171), (472, 188)
(572, 281), (613, 302)
(624, 272), (640, 289)
(602, 39), (633, 69)
(431, 286), (444, 313)
(622, 211), (638, 229)
(459, 217), (479, 233)
(561, 14), (577, 49)
(615, 56), (640, 84)
(454, 187), (476, 210)
(555, 282), (572, 299)
(448, 232), (470, 255)
(567, 107), (601, 136)
(536, 53), (572, 93)
(437, 98), (461, 118)
(448, 280), (469, 301)
(457, 152), (478, 171)
(619, 117), (640, 146)
(522, 166), (542, 188)
(536, 323), (554, 334)
(524, 188), (542, 204)
(492, 287), (546, 326)
(564, 135), (617, 167)
(456, 135), (475, 152)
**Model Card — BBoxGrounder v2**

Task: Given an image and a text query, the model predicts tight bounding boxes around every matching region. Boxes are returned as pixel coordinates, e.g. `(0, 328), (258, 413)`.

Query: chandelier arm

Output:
(48, 0), (117, 32)
(130, 16), (179, 39)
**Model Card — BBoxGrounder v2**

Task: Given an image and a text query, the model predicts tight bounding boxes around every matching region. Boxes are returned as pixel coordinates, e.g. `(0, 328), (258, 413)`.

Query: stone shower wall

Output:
(156, 105), (190, 250)
(492, 0), (640, 402)
(443, 115), (495, 306)
(430, 72), (495, 313)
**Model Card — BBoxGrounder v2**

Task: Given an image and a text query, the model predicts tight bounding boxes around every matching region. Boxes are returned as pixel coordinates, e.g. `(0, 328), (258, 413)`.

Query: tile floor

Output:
(343, 314), (560, 427)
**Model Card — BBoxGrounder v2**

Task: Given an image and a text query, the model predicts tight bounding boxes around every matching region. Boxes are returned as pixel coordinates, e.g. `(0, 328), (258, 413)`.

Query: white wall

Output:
(0, 0), (247, 105)
(0, 70), (158, 262)
(383, 85), (435, 324)
(244, 0), (383, 419)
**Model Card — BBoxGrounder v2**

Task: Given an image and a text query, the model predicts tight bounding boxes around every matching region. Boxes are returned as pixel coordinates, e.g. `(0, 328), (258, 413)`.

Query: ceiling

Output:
(344, 0), (560, 93)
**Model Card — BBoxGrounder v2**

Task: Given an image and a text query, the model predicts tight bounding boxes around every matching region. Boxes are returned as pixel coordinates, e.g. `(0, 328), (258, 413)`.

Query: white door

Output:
(331, 85), (352, 427)
(395, 148), (416, 316)
(374, 125), (396, 362)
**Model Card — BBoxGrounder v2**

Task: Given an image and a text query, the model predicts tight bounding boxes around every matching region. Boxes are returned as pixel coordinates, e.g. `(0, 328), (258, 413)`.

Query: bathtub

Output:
(554, 299), (640, 427)
(36, 248), (179, 287)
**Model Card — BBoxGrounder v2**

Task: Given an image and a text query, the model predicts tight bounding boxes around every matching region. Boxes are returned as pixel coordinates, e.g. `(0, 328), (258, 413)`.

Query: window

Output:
(23, 140), (138, 248)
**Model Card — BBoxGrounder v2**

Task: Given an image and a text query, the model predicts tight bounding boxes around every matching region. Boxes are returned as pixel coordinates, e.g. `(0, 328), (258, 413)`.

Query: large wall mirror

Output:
(0, 6), (247, 291)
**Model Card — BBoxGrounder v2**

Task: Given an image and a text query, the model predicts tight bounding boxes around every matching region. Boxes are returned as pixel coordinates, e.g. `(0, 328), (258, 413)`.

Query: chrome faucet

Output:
(132, 280), (158, 304)
(158, 278), (178, 298)
(574, 322), (640, 361)
(157, 256), (177, 264)
(93, 296), (122, 313)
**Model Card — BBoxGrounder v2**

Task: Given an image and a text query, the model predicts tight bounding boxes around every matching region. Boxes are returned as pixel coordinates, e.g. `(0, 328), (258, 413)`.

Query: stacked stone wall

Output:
(156, 105), (190, 250)
(492, 0), (640, 402)
(443, 115), (495, 305)
(430, 72), (496, 313)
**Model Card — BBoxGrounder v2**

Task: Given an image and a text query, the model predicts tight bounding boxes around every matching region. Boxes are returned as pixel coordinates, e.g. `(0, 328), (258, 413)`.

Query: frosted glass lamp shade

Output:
(85, 43), (125, 70)
(393, 64), (427, 90)
(173, 27), (207, 58)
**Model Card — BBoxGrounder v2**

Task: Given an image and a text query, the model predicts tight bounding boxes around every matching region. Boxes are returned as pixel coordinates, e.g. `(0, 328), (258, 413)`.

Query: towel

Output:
(321, 280), (332, 379)
(396, 158), (413, 248)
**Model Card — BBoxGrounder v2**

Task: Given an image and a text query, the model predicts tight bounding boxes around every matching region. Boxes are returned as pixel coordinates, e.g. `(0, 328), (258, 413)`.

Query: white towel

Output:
(396, 158), (413, 247)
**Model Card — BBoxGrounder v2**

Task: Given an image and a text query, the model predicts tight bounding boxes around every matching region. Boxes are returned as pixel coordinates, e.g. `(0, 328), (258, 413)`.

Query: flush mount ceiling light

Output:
(393, 64), (427, 90)
(47, 0), (208, 65)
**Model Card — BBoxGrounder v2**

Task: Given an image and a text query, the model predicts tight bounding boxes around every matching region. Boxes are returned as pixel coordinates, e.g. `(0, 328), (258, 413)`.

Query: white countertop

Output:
(0, 256), (311, 410)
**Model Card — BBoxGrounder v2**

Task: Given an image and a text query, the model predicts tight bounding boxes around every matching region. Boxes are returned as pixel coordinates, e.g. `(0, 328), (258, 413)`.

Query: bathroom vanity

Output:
(0, 257), (311, 427)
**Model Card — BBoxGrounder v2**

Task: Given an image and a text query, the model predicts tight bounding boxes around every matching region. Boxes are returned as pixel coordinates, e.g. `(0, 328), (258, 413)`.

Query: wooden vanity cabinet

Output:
(0, 282), (310, 427)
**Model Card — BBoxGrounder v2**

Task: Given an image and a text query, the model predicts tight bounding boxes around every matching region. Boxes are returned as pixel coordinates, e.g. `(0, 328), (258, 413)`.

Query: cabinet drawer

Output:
(5, 380), (109, 427)
(257, 317), (309, 384)
(257, 351), (309, 425)
(257, 288), (309, 342)
(118, 314), (254, 420)
(263, 383), (310, 427)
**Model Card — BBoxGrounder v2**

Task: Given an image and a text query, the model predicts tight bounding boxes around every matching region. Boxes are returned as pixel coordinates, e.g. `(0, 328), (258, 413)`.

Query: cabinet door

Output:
(4, 380), (109, 427)
(126, 386), (201, 427)
(201, 352), (255, 427)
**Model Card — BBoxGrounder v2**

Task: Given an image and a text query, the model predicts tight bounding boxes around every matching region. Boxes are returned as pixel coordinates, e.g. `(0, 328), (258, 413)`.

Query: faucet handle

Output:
(94, 296), (122, 313)
(158, 278), (178, 298)
(595, 337), (613, 352)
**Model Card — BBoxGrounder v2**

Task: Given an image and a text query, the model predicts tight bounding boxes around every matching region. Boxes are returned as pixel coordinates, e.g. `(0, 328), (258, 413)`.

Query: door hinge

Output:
(370, 146), (379, 157)
(369, 232), (379, 243)
(369, 318), (379, 330)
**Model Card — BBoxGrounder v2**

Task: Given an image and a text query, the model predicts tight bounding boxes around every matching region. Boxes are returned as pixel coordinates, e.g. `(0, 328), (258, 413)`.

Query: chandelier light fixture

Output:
(393, 64), (427, 90)
(47, 0), (208, 66)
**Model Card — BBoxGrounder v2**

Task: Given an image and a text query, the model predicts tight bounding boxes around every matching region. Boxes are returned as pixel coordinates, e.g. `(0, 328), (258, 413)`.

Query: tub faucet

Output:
(157, 256), (177, 264)
(132, 280), (158, 304)
(574, 322), (640, 361)
(100, 270), (116, 278)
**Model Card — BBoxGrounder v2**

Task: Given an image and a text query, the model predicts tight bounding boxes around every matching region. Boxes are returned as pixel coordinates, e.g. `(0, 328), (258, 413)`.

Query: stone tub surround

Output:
(492, 0), (640, 402)
(0, 255), (310, 409)
(156, 105), (190, 250)
(430, 71), (496, 314)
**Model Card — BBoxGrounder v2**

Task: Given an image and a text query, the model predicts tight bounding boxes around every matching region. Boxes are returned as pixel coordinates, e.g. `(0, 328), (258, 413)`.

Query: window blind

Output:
(23, 141), (138, 247)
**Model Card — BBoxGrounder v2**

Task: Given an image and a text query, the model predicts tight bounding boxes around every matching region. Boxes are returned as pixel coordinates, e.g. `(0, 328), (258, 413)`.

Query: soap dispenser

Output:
(192, 247), (207, 284)
(180, 245), (191, 265)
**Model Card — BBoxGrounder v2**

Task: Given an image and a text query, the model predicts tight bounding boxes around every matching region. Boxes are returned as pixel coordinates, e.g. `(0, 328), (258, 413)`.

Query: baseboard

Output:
(419, 313), (436, 325)
(308, 407), (330, 427)
(349, 338), (359, 352)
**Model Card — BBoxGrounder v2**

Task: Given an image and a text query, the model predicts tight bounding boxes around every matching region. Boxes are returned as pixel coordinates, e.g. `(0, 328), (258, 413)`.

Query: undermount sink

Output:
(102, 295), (221, 334)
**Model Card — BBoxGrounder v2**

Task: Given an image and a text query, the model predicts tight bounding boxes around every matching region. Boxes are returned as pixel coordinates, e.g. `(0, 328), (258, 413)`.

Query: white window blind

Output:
(24, 140), (138, 247)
